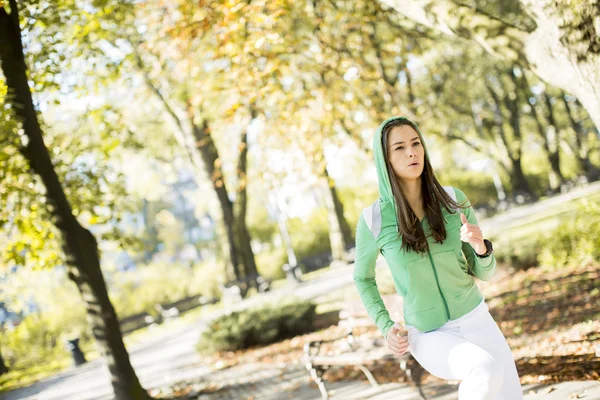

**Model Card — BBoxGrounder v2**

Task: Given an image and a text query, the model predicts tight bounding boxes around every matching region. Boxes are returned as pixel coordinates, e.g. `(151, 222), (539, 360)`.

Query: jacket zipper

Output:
(421, 218), (451, 320)
(426, 248), (450, 320)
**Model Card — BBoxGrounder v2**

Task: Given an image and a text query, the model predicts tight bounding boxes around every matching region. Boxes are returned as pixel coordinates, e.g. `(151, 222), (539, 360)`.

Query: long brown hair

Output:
(381, 119), (469, 254)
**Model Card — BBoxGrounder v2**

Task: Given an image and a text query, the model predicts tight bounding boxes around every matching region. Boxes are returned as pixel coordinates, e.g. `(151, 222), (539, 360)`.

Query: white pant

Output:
(405, 299), (523, 400)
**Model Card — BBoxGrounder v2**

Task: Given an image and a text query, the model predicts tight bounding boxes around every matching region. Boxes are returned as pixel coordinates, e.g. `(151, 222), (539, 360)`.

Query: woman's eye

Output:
(396, 147), (403, 150)
(414, 142), (420, 146)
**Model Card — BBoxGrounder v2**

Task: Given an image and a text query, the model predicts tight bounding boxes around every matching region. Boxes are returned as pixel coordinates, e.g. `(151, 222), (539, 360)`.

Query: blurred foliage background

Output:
(1, 0), (599, 394)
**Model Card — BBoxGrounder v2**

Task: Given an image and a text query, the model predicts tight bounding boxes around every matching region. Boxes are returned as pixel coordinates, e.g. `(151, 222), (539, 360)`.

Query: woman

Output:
(353, 116), (522, 399)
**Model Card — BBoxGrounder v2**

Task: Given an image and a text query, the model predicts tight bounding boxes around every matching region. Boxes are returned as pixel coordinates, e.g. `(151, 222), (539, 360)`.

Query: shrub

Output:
(494, 237), (541, 271)
(537, 199), (600, 270)
(196, 297), (317, 354)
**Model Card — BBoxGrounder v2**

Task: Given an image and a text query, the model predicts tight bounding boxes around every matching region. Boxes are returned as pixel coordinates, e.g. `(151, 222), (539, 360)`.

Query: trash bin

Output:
(256, 276), (271, 293)
(66, 338), (87, 366)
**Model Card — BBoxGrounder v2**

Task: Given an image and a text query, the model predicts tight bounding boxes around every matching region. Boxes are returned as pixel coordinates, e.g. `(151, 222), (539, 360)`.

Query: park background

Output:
(1, 0), (599, 399)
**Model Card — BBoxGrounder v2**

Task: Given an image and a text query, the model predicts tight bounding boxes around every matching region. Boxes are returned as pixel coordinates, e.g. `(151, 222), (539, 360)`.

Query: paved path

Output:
(480, 179), (600, 237)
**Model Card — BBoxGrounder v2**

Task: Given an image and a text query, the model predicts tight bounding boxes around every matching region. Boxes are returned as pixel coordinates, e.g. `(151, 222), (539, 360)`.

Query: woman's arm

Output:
(454, 188), (497, 281)
(353, 213), (396, 338)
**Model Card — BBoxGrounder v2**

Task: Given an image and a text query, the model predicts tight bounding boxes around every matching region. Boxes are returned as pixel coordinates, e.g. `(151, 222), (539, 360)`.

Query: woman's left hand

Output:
(460, 213), (486, 255)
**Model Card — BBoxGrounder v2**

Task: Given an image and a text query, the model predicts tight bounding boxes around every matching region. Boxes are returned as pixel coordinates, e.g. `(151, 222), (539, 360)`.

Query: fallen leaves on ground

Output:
(483, 263), (600, 384)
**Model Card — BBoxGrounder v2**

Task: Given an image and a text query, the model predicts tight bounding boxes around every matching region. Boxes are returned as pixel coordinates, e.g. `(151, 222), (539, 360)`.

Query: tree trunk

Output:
(518, 70), (564, 192)
(136, 50), (260, 287)
(213, 219), (233, 282)
(486, 77), (535, 202)
(233, 109), (259, 281)
(510, 160), (534, 201)
(0, 349), (8, 375)
(0, 3), (149, 399)
(380, 0), (600, 129)
(542, 93), (565, 190)
(191, 119), (243, 281)
(135, 53), (245, 283)
(562, 96), (600, 182)
(503, 81), (536, 202)
(521, 0), (600, 129)
(322, 166), (353, 261)
(190, 118), (260, 291)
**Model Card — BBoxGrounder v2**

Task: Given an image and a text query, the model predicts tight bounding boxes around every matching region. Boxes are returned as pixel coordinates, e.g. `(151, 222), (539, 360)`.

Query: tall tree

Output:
(312, 0), (436, 135)
(171, 0), (356, 263)
(127, 2), (270, 288)
(132, 49), (260, 289)
(0, 2), (149, 399)
(494, 66), (536, 201)
(295, 0), (428, 255)
(562, 95), (600, 182)
(420, 44), (538, 201)
(518, 69), (566, 192)
(63, 0), (264, 289)
(322, 164), (354, 258)
(232, 106), (261, 281)
(380, 0), (600, 129)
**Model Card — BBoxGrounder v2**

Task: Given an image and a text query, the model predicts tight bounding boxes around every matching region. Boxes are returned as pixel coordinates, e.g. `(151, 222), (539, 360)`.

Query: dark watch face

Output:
(484, 239), (493, 253)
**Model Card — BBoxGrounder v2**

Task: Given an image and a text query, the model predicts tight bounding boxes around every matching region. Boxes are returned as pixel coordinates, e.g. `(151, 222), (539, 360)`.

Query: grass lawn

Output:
(0, 348), (99, 394)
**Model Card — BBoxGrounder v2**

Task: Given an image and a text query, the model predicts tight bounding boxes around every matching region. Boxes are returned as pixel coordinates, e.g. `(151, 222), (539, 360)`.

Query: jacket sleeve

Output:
(353, 213), (396, 339)
(454, 187), (497, 281)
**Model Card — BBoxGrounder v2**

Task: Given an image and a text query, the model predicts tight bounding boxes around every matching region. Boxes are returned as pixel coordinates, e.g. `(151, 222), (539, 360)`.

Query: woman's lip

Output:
(408, 162), (420, 167)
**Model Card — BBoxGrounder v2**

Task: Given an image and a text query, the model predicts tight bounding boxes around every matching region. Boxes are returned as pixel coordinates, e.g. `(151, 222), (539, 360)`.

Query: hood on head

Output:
(373, 115), (431, 203)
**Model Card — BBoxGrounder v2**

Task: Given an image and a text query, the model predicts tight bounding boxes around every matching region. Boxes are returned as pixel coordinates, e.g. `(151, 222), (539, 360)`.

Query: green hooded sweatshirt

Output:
(353, 116), (496, 338)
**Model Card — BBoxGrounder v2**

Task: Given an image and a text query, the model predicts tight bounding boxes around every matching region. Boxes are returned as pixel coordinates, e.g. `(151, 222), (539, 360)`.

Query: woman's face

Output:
(386, 125), (425, 183)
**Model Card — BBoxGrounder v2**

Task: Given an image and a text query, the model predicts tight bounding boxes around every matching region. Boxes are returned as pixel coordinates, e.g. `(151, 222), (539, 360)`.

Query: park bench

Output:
(119, 295), (218, 334)
(153, 294), (219, 323)
(303, 295), (423, 399)
(119, 311), (156, 335)
(220, 274), (272, 299)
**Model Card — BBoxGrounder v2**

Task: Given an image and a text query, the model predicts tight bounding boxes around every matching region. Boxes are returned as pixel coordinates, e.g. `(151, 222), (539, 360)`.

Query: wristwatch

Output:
(475, 239), (493, 258)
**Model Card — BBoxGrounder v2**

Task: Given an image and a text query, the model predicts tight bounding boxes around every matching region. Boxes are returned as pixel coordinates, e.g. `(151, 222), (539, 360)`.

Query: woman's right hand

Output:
(386, 323), (409, 357)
